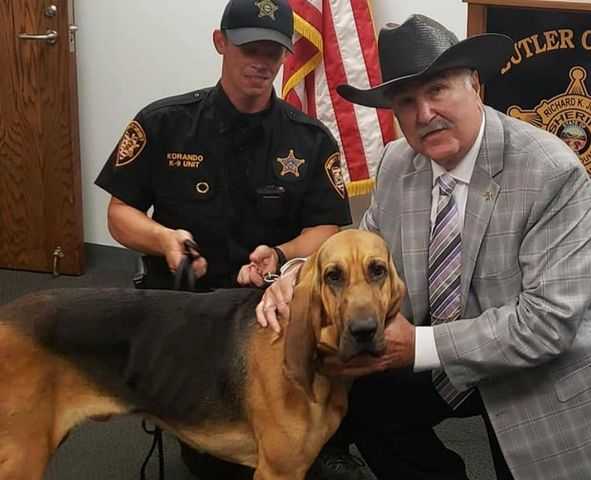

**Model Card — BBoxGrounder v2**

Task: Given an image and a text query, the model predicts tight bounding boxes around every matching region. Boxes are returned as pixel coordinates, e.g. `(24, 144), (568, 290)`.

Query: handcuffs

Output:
(263, 257), (307, 284)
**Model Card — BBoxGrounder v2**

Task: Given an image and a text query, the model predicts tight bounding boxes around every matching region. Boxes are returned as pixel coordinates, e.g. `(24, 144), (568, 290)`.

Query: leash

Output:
(140, 239), (200, 480)
(173, 239), (200, 291)
(140, 420), (165, 480)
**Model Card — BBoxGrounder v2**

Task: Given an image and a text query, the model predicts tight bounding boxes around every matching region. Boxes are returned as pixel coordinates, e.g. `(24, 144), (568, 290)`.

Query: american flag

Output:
(282, 0), (396, 196)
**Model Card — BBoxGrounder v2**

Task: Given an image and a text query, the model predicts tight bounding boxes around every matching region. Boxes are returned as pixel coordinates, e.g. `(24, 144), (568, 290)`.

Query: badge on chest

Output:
(275, 149), (307, 181)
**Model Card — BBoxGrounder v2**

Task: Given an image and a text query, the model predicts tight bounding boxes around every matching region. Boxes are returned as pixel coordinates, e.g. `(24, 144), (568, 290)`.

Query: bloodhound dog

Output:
(0, 229), (404, 480)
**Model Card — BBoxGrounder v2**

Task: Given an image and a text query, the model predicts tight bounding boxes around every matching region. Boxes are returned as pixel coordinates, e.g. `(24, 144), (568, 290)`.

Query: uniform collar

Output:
(212, 83), (276, 134)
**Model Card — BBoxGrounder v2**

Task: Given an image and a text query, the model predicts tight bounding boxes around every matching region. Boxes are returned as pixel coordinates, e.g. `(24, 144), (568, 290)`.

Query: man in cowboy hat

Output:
(257, 13), (591, 480)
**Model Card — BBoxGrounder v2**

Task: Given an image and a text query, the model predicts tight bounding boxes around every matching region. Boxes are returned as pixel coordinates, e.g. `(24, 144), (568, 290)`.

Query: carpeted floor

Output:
(0, 244), (495, 480)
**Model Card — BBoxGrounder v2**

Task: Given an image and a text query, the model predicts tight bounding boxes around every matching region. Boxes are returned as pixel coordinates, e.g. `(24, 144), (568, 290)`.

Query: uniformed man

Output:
(95, 0), (362, 478)
(96, 0), (351, 292)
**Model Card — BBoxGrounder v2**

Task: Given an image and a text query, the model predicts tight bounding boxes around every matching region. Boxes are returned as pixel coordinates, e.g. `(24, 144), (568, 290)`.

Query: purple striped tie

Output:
(429, 174), (472, 409)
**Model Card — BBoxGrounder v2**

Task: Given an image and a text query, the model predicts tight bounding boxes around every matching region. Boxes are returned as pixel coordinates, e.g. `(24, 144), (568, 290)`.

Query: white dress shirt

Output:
(414, 113), (485, 372)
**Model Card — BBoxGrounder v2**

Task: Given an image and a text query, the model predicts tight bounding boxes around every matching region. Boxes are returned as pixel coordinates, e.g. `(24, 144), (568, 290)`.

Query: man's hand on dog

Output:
(318, 312), (415, 377)
(255, 266), (299, 332)
(256, 264), (416, 375)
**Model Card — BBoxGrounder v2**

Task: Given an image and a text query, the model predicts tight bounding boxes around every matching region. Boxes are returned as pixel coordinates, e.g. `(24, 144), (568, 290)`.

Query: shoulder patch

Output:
(115, 121), (147, 167)
(324, 152), (346, 199)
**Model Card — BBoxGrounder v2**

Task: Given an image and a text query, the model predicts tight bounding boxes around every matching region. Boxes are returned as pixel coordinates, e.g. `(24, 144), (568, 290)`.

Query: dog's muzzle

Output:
(339, 316), (385, 361)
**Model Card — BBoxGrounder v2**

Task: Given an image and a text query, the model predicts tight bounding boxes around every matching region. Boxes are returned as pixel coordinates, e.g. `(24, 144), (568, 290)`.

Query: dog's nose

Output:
(349, 318), (377, 343)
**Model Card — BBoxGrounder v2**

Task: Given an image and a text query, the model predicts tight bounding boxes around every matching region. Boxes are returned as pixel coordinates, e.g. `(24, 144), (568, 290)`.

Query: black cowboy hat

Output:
(337, 14), (513, 109)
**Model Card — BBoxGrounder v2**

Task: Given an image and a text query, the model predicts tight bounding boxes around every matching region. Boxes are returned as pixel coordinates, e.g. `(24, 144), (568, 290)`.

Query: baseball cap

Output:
(220, 0), (294, 52)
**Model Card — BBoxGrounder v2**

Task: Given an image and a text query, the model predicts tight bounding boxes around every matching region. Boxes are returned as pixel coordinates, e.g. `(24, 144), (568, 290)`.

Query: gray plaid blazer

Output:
(361, 106), (591, 479)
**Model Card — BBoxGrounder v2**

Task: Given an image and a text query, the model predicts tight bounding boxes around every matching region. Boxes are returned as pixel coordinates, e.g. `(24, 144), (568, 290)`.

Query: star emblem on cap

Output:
(277, 149), (305, 177)
(255, 0), (278, 20)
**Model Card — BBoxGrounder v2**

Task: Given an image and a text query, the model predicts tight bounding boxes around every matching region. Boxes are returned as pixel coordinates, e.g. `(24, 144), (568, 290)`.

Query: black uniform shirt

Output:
(96, 84), (352, 288)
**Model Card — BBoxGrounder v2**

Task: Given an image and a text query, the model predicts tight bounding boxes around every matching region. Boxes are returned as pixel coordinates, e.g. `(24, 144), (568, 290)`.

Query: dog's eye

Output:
(324, 268), (344, 285)
(368, 262), (387, 280)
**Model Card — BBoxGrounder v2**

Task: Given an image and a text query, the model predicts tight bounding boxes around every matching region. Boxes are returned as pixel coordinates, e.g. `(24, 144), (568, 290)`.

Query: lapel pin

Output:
(482, 191), (494, 201)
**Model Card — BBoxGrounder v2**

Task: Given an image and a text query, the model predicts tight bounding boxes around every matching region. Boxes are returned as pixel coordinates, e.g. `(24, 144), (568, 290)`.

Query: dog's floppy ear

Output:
(283, 253), (323, 402)
(386, 252), (406, 323)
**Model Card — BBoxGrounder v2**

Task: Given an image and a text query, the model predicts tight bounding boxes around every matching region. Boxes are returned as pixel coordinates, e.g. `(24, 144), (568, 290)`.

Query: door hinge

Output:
(68, 24), (78, 53)
(68, 0), (77, 53)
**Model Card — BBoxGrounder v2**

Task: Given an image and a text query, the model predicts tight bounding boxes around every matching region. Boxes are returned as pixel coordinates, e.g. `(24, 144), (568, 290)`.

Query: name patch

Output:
(167, 153), (205, 169)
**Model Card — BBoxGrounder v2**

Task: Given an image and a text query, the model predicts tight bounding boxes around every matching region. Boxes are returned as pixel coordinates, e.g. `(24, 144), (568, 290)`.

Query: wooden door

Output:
(0, 0), (84, 275)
